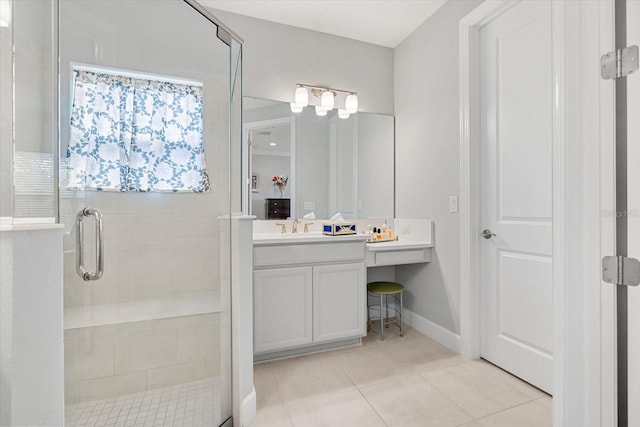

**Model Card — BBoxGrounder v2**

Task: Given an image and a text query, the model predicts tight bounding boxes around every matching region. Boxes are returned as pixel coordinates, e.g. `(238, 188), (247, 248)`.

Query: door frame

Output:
(459, 0), (617, 426)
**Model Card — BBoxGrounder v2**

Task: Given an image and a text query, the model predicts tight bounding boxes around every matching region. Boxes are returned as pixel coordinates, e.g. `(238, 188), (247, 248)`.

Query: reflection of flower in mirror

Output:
(272, 175), (288, 186)
(272, 175), (288, 197)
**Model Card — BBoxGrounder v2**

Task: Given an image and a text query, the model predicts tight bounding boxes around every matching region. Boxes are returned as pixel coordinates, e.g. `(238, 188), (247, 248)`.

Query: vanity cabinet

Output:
(253, 239), (366, 357)
(253, 267), (313, 353)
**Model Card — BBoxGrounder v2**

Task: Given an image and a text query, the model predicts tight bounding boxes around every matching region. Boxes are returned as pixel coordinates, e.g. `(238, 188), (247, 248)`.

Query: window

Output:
(66, 69), (210, 192)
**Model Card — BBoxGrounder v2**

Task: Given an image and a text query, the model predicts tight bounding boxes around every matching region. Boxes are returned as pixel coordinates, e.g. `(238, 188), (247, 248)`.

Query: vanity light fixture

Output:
(315, 106), (327, 116)
(293, 83), (358, 115)
(294, 86), (309, 107)
(338, 109), (350, 119)
(269, 142), (277, 146)
(320, 90), (334, 110)
(345, 94), (358, 114)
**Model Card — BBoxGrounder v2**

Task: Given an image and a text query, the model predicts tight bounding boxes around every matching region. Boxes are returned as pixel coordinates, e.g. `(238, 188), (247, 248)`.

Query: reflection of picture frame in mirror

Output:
(251, 173), (259, 192)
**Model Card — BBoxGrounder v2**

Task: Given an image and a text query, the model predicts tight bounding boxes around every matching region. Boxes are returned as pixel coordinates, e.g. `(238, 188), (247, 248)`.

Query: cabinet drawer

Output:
(268, 201), (289, 208)
(254, 242), (364, 267)
(373, 248), (430, 266)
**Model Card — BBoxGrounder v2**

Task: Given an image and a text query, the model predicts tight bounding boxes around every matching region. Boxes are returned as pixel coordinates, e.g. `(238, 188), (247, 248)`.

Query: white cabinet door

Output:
(312, 263), (366, 343)
(253, 267), (313, 354)
(479, 0), (553, 393)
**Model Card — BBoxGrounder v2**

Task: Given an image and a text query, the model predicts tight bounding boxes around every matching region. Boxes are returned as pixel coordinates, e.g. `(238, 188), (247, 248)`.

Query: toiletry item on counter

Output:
(366, 222), (398, 243)
(322, 222), (357, 235)
(303, 211), (316, 219)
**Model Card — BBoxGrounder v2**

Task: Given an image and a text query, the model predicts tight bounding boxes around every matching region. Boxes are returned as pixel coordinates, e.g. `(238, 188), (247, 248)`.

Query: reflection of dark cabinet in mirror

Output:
(266, 198), (291, 220)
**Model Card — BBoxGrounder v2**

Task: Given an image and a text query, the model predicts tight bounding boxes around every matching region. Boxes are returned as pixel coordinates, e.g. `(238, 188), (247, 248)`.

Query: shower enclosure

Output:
(2, 0), (242, 425)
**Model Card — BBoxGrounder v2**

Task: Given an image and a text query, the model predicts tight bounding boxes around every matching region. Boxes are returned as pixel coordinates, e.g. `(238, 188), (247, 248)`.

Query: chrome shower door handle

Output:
(75, 207), (104, 281)
(481, 229), (496, 239)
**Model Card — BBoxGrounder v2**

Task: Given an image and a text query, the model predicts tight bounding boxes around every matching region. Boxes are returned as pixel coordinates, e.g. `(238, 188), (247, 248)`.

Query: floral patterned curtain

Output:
(66, 70), (210, 192)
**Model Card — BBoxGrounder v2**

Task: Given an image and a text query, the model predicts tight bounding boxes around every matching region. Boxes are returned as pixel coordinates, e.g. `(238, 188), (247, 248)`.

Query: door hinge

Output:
(602, 256), (640, 287)
(601, 45), (639, 79)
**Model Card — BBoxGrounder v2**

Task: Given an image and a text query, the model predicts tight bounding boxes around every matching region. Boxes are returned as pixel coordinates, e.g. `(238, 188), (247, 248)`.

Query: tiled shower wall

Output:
(64, 313), (222, 405)
(61, 192), (224, 308)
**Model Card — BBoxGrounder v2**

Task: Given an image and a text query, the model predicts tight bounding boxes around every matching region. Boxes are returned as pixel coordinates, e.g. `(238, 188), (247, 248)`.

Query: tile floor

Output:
(252, 326), (552, 427)
(65, 378), (226, 427)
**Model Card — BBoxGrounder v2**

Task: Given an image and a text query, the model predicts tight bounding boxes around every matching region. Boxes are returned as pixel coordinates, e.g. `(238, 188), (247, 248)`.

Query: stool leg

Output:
(385, 295), (389, 328)
(380, 293), (385, 341)
(400, 291), (404, 337)
(366, 293), (370, 333)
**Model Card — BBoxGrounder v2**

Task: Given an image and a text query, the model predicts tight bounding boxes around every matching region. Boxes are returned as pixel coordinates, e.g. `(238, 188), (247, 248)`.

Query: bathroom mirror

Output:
(243, 97), (394, 220)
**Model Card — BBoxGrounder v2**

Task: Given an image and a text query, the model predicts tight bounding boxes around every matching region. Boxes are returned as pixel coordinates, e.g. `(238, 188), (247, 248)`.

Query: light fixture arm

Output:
(296, 83), (357, 98)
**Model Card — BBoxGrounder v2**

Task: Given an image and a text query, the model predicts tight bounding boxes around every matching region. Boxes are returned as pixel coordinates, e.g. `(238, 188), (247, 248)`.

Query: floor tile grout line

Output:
(419, 361), (547, 421)
(414, 371), (477, 423)
(352, 380), (392, 427)
(475, 358), (550, 397)
(460, 396), (550, 426)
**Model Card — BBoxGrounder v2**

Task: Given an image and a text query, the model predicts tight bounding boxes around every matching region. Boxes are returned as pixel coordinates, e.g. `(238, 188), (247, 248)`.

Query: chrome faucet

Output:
(292, 218), (300, 233)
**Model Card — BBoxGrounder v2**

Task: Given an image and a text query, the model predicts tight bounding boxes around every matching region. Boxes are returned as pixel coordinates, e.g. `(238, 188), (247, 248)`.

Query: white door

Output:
(626, 0), (640, 424)
(479, 0), (553, 393)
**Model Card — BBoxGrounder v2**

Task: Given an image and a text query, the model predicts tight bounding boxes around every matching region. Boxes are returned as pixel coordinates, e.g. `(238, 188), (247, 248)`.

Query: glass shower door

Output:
(58, 1), (236, 426)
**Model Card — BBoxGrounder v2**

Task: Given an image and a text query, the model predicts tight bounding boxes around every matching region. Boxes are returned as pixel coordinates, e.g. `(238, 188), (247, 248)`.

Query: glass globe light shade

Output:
(345, 94), (358, 114)
(321, 91), (334, 110)
(315, 106), (327, 116)
(295, 87), (309, 107)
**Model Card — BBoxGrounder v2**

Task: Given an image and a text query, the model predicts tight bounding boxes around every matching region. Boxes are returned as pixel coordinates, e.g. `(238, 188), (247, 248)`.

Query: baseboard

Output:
(403, 308), (462, 353)
(241, 387), (256, 427)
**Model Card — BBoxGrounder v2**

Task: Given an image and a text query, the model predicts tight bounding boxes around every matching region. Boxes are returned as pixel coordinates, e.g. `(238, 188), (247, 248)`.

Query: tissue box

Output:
(322, 222), (357, 236)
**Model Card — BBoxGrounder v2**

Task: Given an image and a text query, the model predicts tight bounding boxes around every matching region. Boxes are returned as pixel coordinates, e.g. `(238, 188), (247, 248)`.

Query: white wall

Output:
(357, 113), (394, 219)
(208, 9), (394, 115)
(0, 226), (64, 426)
(394, 0), (482, 334)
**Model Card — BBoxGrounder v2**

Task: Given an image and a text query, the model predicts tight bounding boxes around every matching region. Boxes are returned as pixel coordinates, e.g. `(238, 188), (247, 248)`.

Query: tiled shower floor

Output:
(65, 378), (227, 427)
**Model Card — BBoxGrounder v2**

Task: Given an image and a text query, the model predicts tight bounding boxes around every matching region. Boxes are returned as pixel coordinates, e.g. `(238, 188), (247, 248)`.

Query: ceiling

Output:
(249, 124), (291, 156)
(200, 0), (447, 48)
